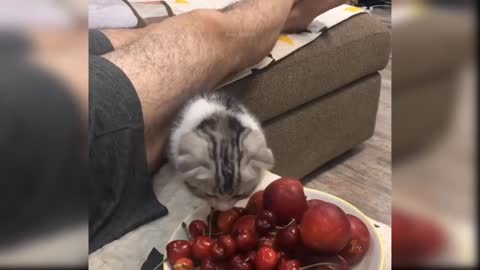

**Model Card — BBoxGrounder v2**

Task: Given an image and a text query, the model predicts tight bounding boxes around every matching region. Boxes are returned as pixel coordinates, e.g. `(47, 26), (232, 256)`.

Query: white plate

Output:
(165, 187), (385, 270)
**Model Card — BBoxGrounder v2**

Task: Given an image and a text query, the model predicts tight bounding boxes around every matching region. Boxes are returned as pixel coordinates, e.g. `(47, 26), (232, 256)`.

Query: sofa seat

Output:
(221, 13), (390, 123)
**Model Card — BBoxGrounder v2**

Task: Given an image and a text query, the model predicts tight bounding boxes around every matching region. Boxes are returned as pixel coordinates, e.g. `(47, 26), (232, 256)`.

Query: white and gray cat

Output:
(169, 93), (274, 211)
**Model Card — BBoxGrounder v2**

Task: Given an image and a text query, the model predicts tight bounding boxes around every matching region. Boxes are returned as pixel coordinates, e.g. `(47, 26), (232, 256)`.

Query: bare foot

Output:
(283, 0), (346, 33)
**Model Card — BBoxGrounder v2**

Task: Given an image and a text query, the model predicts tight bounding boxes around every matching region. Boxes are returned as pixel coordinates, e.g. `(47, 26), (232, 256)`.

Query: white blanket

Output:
(89, 0), (139, 29)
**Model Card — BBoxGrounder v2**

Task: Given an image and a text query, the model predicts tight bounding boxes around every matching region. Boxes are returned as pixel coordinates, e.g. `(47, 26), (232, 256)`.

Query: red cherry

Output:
(255, 247), (279, 270)
(258, 236), (276, 249)
(166, 240), (193, 265)
(339, 214), (370, 265)
(300, 202), (351, 253)
(232, 215), (257, 235)
(207, 210), (221, 234)
(217, 209), (241, 234)
(230, 255), (253, 270)
(201, 257), (226, 270)
(245, 190), (264, 214)
(234, 229), (258, 252)
(189, 220), (208, 238)
(192, 236), (215, 260)
(263, 178), (308, 225)
(245, 250), (256, 262)
(211, 241), (227, 260)
(174, 258), (194, 270)
(256, 209), (278, 235)
(276, 224), (301, 251)
(233, 207), (246, 216)
(278, 259), (301, 270)
(218, 234), (236, 257)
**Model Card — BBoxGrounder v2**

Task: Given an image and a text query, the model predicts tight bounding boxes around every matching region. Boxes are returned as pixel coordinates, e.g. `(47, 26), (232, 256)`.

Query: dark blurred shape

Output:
(0, 61), (87, 246)
(392, 0), (476, 268)
(0, 0), (88, 268)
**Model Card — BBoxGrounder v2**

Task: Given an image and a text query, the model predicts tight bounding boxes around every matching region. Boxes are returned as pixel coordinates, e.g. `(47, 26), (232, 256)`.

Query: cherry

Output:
(230, 255), (253, 270)
(217, 209), (241, 234)
(189, 220), (208, 239)
(211, 241), (227, 260)
(256, 209), (278, 235)
(339, 214), (370, 265)
(218, 234), (236, 257)
(245, 250), (256, 262)
(233, 207), (246, 216)
(255, 247), (279, 270)
(173, 258), (194, 270)
(207, 210), (221, 234)
(192, 236), (214, 260)
(201, 257), (226, 270)
(245, 190), (264, 214)
(278, 259), (301, 270)
(166, 240), (193, 265)
(258, 236), (276, 249)
(276, 224), (301, 251)
(232, 215), (257, 235)
(234, 229), (258, 251)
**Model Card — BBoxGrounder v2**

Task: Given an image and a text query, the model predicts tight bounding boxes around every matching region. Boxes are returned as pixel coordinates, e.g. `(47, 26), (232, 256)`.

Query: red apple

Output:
(300, 202), (351, 253)
(263, 178), (308, 225)
(255, 247), (279, 270)
(246, 190), (264, 214)
(340, 214), (370, 265)
(308, 199), (328, 209)
(167, 240), (193, 265)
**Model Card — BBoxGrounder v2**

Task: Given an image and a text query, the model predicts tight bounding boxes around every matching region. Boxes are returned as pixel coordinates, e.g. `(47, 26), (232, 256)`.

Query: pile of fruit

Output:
(165, 178), (371, 270)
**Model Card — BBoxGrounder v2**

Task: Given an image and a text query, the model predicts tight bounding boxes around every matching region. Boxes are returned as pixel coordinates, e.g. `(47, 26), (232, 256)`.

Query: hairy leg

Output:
(103, 0), (296, 173)
(100, 27), (150, 50)
(284, 0), (346, 32)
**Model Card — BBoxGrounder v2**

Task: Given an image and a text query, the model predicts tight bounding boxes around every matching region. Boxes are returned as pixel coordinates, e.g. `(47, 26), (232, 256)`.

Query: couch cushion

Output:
(220, 13), (390, 122)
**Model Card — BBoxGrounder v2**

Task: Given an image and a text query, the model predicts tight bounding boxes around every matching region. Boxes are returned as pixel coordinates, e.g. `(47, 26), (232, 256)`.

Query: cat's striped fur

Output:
(169, 93), (274, 210)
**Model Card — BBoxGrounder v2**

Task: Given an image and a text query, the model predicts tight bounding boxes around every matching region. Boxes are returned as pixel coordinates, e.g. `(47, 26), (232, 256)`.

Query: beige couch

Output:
(220, 13), (390, 177)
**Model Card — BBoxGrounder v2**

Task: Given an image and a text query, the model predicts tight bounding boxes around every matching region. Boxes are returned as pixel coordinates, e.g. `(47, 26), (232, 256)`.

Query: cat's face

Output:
(174, 116), (274, 211)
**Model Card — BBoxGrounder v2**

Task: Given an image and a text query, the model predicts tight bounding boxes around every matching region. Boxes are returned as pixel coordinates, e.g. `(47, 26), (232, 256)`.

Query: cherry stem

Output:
(153, 256), (168, 270)
(182, 222), (192, 241)
(208, 207), (213, 238)
(299, 262), (339, 270)
(275, 218), (296, 230)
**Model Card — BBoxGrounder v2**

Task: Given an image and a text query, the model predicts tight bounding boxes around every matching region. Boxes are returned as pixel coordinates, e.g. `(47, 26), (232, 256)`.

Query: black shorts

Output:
(89, 30), (168, 253)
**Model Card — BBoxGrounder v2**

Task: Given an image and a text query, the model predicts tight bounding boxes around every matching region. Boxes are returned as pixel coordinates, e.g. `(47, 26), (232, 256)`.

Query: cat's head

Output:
(173, 114), (274, 211)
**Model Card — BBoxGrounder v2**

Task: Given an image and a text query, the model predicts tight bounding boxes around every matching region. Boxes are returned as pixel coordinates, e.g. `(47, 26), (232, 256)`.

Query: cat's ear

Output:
(175, 132), (211, 179)
(242, 129), (274, 170)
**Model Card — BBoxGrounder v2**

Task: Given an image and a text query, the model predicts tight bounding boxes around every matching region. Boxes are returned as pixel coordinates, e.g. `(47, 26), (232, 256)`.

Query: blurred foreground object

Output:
(0, 0), (88, 268)
(392, 0), (476, 267)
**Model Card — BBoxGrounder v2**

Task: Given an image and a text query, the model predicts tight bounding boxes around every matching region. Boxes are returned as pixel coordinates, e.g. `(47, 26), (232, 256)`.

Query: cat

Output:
(169, 92), (274, 211)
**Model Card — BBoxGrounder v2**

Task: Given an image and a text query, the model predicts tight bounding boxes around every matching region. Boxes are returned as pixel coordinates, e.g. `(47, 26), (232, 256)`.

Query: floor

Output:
(304, 59), (392, 226)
